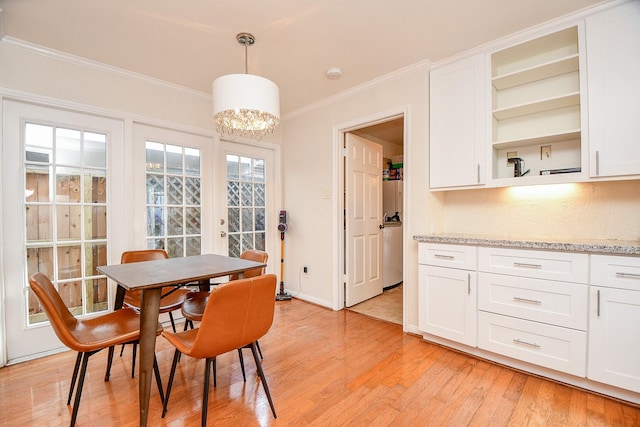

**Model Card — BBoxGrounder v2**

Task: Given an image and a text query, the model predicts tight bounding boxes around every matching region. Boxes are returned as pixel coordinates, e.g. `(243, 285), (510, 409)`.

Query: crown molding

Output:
(0, 36), (211, 100)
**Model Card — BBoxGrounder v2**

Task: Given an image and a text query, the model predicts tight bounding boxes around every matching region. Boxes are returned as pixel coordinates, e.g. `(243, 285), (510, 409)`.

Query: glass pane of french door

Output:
(226, 154), (266, 257)
(2, 100), (124, 363)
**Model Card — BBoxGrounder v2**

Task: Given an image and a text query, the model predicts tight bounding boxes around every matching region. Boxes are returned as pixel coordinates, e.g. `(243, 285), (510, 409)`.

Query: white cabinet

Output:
(418, 243), (477, 346)
(490, 26), (586, 181)
(588, 255), (640, 393)
(586, 1), (640, 178)
(429, 54), (486, 189)
(477, 247), (588, 376)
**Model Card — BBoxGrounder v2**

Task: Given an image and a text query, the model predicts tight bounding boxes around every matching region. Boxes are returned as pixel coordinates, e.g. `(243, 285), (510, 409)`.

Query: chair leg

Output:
(119, 343), (126, 357)
(168, 312), (177, 333)
(250, 342), (276, 419)
(131, 342), (137, 378)
(162, 349), (181, 418)
(203, 358), (213, 427)
(70, 352), (91, 427)
(68, 353), (82, 405)
(237, 348), (246, 382)
(153, 355), (165, 405)
(104, 346), (115, 382)
(213, 358), (217, 388)
(256, 340), (263, 360)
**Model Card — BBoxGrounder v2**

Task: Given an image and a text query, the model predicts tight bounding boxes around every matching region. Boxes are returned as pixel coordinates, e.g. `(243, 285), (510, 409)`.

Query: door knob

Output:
(379, 224), (384, 229)
(220, 231), (227, 237)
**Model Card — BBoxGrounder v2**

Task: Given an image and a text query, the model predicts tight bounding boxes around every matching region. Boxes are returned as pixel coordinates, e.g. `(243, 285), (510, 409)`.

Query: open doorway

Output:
(346, 116), (404, 324)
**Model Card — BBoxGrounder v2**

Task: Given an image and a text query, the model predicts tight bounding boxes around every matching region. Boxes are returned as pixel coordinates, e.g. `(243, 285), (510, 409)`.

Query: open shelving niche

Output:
(490, 26), (585, 182)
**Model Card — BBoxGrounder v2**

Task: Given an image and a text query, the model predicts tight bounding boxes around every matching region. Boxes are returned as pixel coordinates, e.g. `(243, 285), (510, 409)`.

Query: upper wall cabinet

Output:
(490, 26), (586, 183)
(586, 1), (640, 178)
(429, 54), (486, 189)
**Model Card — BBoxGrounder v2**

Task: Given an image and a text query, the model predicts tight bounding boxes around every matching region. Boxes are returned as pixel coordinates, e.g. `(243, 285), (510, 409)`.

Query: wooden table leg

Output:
(138, 288), (161, 427)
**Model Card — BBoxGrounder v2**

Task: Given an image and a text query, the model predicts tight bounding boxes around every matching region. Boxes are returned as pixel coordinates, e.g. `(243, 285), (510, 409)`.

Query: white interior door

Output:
(345, 133), (383, 307)
(215, 140), (278, 276)
(2, 100), (124, 364)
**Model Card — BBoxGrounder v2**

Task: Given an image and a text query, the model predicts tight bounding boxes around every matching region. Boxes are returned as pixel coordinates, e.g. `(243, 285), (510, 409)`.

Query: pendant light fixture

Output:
(212, 32), (280, 139)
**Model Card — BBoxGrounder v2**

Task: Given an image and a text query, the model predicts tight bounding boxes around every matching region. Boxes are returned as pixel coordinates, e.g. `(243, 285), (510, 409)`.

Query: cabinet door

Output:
(587, 1), (640, 178)
(430, 53), (486, 188)
(588, 286), (640, 393)
(419, 265), (477, 346)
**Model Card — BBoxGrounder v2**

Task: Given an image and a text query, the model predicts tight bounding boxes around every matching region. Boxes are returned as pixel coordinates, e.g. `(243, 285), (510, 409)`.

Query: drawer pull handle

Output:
(513, 297), (542, 305)
(468, 273), (471, 295)
(513, 262), (542, 269)
(513, 338), (540, 349)
(434, 254), (455, 260)
(615, 272), (640, 279)
(597, 289), (600, 317)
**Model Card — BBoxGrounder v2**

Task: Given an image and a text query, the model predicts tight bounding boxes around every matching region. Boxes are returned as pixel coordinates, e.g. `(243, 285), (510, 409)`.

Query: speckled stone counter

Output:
(412, 234), (640, 256)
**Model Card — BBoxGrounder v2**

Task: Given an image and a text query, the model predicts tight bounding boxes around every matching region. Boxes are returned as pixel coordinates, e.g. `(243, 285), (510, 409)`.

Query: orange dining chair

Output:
(162, 274), (278, 426)
(112, 249), (191, 378)
(181, 249), (269, 379)
(29, 272), (164, 427)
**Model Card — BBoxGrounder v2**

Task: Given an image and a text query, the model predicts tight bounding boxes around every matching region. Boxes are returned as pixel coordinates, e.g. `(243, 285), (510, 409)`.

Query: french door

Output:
(2, 100), (125, 364)
(215, 140), (278, 275)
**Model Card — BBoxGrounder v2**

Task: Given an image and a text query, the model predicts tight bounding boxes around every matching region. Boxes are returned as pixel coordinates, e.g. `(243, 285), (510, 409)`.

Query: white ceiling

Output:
(0, 0), (604, 117)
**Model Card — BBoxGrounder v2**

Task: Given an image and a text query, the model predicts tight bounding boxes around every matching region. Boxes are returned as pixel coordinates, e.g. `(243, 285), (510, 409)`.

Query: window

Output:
(226, 154), (266, 257)
(25, 123), (108, 324)
(145, 141), (201, 257)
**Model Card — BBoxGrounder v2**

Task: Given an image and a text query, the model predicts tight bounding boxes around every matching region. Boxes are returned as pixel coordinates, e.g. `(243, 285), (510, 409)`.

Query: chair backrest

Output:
(189, 274), (277, 359)
(29, 272), (81, 351)
(121, 249), (168, 264)
(230, 249), (268, 281)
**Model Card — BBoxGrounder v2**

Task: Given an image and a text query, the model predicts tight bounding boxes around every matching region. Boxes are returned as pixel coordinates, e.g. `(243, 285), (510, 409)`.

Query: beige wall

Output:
(281, 63), (443, 332)
(443, 180), (640, 241)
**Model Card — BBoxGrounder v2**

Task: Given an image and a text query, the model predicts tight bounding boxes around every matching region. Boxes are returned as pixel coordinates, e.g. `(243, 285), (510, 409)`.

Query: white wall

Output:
(281, 64), (444, 332)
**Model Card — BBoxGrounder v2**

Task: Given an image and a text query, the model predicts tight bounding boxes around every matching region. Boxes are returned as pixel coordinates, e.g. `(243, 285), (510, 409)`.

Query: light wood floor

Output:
(348, 284), (403, 324)
(1, 298), (639, 426)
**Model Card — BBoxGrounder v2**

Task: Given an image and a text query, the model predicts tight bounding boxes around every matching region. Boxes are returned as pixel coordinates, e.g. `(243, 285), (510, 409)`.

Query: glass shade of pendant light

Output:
(212, 33), (280, 139)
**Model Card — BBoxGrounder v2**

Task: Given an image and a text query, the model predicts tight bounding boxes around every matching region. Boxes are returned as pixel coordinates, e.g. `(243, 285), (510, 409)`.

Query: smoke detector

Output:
(326, 67), (342, 80)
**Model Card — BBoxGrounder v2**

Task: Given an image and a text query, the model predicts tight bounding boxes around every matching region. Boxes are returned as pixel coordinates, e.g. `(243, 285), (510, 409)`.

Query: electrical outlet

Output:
(507, 151), (517, 166)
(541, 145), (551, 159)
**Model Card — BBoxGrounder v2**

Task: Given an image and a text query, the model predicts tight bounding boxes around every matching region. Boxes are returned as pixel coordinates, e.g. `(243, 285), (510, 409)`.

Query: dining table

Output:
(97, 253), (267, 427)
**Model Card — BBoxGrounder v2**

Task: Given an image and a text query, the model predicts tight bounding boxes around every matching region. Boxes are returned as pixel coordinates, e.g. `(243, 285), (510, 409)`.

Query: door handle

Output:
(379, 224), (384, 229)
(220, 231), (227, 237)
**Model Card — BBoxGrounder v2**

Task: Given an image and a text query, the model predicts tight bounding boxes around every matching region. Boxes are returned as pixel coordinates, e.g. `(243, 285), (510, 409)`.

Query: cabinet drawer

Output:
(478, 273), (587, 330)
(591, 254), (640, 291)
(478, 311), (586, 376)
(418, 243), (477, 270)
(478, 247), (588, 283)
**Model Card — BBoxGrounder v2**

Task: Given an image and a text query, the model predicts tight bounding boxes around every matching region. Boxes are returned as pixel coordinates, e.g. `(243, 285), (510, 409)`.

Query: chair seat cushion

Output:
(181, 291), (208, 321)
(70, 307), (163, 352)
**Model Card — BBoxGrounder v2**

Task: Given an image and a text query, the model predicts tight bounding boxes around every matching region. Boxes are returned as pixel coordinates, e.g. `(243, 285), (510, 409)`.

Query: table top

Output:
(97, 253), (267, 290)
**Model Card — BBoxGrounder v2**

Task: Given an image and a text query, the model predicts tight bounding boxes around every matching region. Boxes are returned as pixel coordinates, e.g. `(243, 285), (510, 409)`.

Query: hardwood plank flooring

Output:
(0, 298), (638, 426)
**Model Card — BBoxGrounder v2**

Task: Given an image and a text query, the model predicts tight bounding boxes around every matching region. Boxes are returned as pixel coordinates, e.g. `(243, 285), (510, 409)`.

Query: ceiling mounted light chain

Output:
(212, 32), (280, 140)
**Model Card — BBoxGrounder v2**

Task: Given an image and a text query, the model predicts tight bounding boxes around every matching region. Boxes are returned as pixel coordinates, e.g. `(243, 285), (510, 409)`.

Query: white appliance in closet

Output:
(383, 180), (403, 288)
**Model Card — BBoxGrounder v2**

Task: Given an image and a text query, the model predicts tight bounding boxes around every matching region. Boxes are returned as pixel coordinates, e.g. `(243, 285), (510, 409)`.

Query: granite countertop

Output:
(412, 233), (640, 256)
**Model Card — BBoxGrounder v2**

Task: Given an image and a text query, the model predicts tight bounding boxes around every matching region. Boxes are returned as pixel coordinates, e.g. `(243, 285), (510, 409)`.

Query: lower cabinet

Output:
(418, 265), (477, 347)
(418, 243), (477, 347)
(417, 242), (640, 402)
(588, 255), (640, 393)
